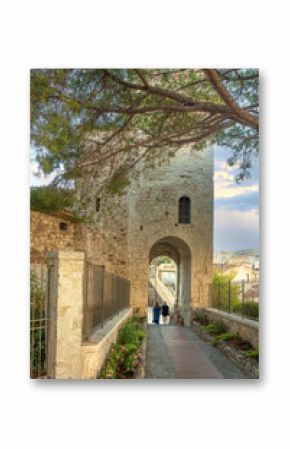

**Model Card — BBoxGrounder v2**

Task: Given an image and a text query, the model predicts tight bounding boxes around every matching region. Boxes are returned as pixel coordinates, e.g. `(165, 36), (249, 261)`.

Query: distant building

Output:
(214, 252), (259, 282)
(252, 257), (259, 271)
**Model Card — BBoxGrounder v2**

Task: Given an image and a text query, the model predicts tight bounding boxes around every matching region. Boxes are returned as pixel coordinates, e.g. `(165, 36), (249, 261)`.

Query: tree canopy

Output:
(31, 68), (259, 190)
(30, 186), (74, 212)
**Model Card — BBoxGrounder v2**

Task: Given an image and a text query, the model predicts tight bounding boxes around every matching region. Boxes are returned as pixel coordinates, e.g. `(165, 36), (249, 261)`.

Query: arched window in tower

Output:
(178, 196), (191, 224)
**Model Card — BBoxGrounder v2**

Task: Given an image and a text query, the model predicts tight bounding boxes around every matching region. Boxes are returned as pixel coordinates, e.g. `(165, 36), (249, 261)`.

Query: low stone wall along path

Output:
(145, 323), (247, 379)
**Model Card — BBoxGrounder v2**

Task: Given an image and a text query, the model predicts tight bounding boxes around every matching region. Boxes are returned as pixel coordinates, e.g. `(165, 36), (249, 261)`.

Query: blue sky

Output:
(214, 147), (259, 252)
(31, 147), (259, 252)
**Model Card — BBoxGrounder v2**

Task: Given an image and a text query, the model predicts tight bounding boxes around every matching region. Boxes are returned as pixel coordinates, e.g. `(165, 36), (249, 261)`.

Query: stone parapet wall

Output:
(81, 307), (133, 379)
(204, 308), (259, 348)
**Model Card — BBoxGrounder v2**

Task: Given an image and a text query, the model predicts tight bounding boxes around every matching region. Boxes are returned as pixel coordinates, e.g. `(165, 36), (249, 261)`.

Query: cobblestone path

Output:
(145, 324), (247, 379)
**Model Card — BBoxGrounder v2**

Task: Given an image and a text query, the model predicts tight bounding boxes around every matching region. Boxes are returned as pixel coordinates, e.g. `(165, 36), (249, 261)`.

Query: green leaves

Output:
(203, 320), (227, 335)
(31, 68), (259, 191)
(212, 271), (241, 311)
(233, 301), (259, 319)
(99, 318), (145, 379)
(105, 167), (130, 194)
(30, 186), (74, 212)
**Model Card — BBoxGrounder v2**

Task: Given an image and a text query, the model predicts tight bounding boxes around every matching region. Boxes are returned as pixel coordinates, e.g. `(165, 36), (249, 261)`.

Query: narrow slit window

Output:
(96, 197), (101, 212)
(178, 196), (191, 224)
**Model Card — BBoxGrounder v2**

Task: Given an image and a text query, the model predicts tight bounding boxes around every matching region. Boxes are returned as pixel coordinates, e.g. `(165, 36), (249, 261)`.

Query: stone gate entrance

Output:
(149, 236), (191, 311)
(76, 145), (214, 319)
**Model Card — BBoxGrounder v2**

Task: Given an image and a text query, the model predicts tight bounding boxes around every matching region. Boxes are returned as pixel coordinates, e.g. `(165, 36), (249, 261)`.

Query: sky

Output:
(31, 147), (259, 253)
(214, 147), (259, 252)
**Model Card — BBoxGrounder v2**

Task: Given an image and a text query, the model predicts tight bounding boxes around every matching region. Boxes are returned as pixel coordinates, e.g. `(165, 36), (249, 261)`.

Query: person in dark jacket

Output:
(153, 301), (161, 324)
(161, 301), (170, 325)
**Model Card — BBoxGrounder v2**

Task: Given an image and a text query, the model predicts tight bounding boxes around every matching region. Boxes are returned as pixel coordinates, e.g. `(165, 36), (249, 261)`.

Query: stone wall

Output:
(74, 176), (130, 277)
(30, 210), (77, 262)
(45, 250), (132, 379)
(81, 308), (133, 379)
(31, 144), (214, 324)
(205, 308), (259, 347)
(127, 146), (213, 317)
(77, 145), (214, 318)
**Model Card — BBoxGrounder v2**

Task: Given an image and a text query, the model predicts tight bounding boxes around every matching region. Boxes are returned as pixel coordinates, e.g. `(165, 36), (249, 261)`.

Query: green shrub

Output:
(155, 256), (172, 265)
(211, 332), (254, 353)
(30, 270), (46, 376)
(233, 301), (259, 319)
(212, 271), (240, 311)
(99, 318), (145, 379)
(245, 346), (259, 360)
(193, 310), (209, 325)
(204, 320), (227, 335)
(118, 318), (145, 345)
(31, 186), (74, 212)
(106, 168), (130, 194)
(30, 270), (45, 310)
(100, 343), (141, 379)
(211, 332), (237, 346)
(230, 334), (252, 350)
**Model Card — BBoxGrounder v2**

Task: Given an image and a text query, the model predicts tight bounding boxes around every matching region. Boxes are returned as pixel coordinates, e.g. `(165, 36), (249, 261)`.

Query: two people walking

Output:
(153, 301), (170, 325)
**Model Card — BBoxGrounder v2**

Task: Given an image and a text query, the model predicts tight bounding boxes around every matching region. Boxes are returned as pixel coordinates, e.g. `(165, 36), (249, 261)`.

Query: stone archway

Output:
(149, 236), (192, 324)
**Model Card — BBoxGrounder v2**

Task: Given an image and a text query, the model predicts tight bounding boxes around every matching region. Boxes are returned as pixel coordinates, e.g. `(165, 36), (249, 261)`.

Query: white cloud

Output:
(214, 161), (259, 199)
(30, 162), (55, 186)
(214, 208), (259, 251)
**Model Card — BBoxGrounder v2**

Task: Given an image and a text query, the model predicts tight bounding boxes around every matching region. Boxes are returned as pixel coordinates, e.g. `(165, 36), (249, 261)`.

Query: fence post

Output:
(228, 281), (231, 314)
(46, 251), (85, 379)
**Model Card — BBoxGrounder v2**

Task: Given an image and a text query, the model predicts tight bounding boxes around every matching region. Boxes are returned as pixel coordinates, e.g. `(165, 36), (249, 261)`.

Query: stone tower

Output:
(78, 145), (213, 323)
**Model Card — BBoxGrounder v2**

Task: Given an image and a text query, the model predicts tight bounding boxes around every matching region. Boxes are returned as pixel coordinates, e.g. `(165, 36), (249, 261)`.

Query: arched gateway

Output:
(126, 146), (213, 322)
(78, 145), (214, 324)
(149, 236), (192, 311)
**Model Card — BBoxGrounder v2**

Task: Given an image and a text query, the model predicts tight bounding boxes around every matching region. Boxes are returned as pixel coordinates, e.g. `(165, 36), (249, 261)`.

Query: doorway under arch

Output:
(148, 236), (192, 323)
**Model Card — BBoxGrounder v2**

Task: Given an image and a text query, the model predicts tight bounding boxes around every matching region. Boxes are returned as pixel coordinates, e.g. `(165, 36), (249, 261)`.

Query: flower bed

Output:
(98, 317), (146, 379)
(191, 312), (259, 379)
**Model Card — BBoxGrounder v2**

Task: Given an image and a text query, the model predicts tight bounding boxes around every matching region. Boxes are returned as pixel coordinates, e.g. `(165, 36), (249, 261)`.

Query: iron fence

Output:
(83, 262), (130, 340)
(209, 280), (259, 321)
(31, 259), (131, 373)
(30, 262), (49, 378)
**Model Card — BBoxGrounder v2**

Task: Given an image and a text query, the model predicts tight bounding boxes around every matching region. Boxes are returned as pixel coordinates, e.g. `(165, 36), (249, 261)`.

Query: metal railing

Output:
(30, 259), (131, 374)
(30, 262), (49, 378)
(83, 262), (130, 340)
(208, 280), (259, 321)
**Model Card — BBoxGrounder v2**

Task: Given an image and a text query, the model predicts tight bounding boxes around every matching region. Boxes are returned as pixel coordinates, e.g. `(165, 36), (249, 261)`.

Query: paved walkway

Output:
(145, 324), (247, 379)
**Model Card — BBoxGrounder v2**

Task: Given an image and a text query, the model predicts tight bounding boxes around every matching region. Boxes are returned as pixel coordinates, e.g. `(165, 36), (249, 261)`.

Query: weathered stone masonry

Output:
(30, 210), (77, 262)
(31, 145), (214, 322)
(30, 145), (214, 378)
(78, 145), (214, 320)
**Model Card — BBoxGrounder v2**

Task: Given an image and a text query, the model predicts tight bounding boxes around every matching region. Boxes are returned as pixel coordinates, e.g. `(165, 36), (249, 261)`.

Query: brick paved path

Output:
(145, 324), (247, 379)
